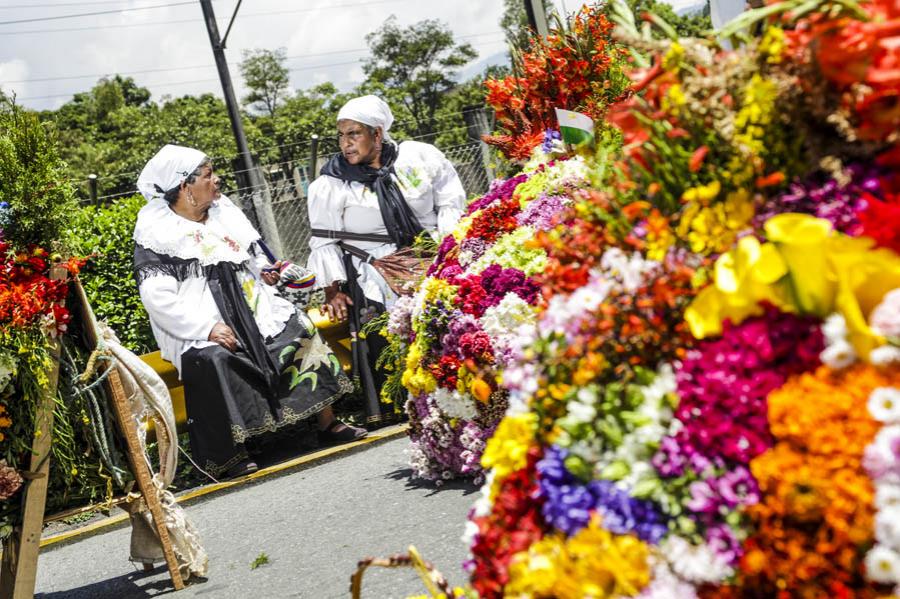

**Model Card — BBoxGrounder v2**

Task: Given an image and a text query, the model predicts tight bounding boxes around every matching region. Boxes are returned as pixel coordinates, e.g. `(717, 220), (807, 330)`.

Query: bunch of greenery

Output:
(0, 98), (77, 248)
(65, 194), (156, 354)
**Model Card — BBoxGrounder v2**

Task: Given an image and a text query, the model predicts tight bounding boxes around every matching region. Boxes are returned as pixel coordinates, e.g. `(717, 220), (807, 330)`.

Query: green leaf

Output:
(278, 344), (297, 365)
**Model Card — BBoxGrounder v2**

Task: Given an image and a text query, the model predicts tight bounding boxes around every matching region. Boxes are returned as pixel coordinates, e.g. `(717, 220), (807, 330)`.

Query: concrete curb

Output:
(39, 423), (409, 551)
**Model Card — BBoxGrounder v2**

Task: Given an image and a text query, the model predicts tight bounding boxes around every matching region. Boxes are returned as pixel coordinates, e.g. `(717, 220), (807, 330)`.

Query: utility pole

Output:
(199, 0), (253, 189)
(524, 0), (550, 37)
(198, 0), (284, 258)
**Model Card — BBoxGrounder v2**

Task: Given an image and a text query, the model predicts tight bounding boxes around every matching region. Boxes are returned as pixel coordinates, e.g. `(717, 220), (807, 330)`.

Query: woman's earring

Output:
(187, 189), (197, 207)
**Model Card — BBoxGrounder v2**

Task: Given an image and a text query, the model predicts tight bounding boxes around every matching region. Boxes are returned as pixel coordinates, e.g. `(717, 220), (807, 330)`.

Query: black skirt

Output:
(181, 312), (353, 476)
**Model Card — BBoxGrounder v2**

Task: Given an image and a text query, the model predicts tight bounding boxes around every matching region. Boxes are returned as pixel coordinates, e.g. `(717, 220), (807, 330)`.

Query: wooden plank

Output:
(0, 265), (67, 599)
(73, 279), (184, 590)
(105, 367), (184, 590)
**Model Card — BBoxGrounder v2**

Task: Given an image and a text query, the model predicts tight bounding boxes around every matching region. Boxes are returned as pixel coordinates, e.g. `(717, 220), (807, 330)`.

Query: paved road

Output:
(34, 437), (479, 599)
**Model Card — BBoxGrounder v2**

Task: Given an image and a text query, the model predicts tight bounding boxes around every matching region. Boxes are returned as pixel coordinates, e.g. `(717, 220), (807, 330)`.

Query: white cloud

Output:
(0, 58), (29, 100)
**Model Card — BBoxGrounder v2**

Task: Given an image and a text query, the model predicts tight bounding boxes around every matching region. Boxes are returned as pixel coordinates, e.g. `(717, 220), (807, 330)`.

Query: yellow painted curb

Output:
(40, 423), (409, 549)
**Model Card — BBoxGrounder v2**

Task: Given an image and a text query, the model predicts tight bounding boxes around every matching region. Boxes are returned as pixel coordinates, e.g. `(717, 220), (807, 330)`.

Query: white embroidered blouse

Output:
(134, 196), (294, 376)
(306, 140), (466, 306)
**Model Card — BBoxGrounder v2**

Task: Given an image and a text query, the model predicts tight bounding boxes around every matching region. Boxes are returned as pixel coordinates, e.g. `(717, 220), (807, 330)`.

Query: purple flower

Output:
(459, 237), (488, 263)
(753, 162), (887, 236)
(538, 446), (668, 542)
(467, 174), (529, 215)
(542, 128), (561, 153)
(715, 466), (759, 508)
(480, 265), (540, 306)
(686, 480), (719, 513)
(517, 194), (569, 231)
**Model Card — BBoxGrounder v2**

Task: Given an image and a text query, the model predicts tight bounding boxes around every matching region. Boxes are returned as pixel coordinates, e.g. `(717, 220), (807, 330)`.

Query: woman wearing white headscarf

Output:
(306, 95), (466, 424)
(134, 144), (365, 479)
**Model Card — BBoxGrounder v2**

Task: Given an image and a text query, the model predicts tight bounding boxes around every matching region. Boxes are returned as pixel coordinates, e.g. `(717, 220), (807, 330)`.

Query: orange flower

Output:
(735, 363), (900, 595)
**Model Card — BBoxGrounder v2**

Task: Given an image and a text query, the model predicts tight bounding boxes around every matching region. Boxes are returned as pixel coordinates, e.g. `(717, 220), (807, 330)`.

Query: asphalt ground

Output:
(34, 436), (479, 599)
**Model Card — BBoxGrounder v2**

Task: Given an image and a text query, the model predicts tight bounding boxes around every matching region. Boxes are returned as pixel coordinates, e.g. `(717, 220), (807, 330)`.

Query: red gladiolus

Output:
(689, 146), (709, 173)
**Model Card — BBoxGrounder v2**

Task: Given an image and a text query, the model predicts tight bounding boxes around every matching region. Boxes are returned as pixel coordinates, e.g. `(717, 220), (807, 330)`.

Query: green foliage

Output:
(44, 77), (264, 199)
(362, 17), (478, 141)
(65, 194), (156, 354)
(0, 98), (77, 248)
(265, 82), (352, 167)
(240, 48), (290, 117)
(622, 0), (712, 38)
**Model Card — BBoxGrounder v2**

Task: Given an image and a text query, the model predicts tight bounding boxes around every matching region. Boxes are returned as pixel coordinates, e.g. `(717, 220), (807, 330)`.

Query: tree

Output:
(620, 0), (712, 37)
(0, 97), (77, 248)
(239, 48), (290, 117)
(268, 82), (351, 169)
(362, 17), (477, 141)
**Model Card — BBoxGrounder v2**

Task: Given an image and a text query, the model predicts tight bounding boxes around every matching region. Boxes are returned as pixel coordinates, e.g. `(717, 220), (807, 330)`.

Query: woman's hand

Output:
(208, 322), (239, 352)
(261, 261), (282, 286)
(323, 283), (353, 322)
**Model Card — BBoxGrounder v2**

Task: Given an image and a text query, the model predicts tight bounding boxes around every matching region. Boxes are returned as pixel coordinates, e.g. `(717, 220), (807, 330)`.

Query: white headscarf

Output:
(336, 95), (395, 142)
(136, 144), (207, 202)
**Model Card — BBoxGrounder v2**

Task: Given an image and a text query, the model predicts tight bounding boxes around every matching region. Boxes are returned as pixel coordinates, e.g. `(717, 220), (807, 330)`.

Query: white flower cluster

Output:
(864, 386), (900, 591)
(870, 288), (900, 365)
(660, 535), (734, 585)
(820, 313), (858, 369)
(433, 387), (478, 421)
(481, 293), (537, 367)
(636, 556), (700, 599)
(386, 294), (416, 338)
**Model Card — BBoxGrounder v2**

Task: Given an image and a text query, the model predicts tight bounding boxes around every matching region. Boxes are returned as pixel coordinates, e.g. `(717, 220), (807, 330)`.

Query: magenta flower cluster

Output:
(654, 307), (824, 478)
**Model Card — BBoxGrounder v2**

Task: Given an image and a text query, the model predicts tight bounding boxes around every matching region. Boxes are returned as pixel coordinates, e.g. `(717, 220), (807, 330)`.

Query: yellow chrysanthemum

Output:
(481, 413), (537, 482)
(506, 517), (651, 598)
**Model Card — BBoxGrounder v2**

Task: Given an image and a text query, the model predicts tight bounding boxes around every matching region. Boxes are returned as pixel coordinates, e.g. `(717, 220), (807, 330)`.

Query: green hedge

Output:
(66, 195), (157, 354)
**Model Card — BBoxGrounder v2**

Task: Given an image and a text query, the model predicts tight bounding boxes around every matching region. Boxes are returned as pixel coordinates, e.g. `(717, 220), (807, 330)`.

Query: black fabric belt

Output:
(309, 228), (393, 244)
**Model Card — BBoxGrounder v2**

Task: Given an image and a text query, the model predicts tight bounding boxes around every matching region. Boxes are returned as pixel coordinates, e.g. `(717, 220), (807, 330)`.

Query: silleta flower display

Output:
(388, 0), (900, 595)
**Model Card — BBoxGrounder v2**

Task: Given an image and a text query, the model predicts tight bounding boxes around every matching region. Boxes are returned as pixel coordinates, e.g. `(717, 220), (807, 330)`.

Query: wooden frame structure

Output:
(0, 272), (184, 596)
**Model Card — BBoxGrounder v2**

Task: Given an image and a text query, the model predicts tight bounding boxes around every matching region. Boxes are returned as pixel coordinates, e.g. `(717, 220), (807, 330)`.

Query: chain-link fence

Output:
(231, 137), (492, 267)
(77, 108), (496, 268)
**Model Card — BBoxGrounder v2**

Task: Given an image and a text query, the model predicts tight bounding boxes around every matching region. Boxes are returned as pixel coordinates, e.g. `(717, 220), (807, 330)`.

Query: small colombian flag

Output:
(555, 108), (595, 146)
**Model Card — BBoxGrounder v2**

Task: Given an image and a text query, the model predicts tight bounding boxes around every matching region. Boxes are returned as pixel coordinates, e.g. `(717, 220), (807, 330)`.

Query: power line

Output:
(0, 0), (196, 7)
(17, 60), (365, 101)
(0, 0), (405, 34)
(0, 1), (194, 25)
(6, 32), (504, 85)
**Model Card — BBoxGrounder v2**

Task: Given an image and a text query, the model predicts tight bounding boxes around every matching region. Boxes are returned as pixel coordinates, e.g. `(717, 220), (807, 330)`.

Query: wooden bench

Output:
(139, 309), (352, 434)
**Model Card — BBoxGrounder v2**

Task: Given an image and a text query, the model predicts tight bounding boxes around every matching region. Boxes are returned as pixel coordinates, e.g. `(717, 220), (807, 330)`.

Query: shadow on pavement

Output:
(35, 566), (208, 598)
(385, 468), (479, 497)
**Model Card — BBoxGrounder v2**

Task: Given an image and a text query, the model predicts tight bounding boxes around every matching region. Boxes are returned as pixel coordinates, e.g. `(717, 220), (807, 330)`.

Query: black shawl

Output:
(320, 142), (423, 248)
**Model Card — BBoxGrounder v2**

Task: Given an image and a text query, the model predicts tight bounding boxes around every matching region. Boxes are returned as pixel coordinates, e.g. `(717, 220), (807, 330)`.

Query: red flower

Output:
(859, 191), (900, 254)
(689, 146), (709, 173)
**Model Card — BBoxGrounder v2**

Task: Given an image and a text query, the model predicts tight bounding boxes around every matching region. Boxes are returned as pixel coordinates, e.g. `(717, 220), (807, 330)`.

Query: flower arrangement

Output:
(483, 5), (632, 160)
(393, 155), (591, 483)
(0, 99), (122, 537)
(434, 0), (900, 596)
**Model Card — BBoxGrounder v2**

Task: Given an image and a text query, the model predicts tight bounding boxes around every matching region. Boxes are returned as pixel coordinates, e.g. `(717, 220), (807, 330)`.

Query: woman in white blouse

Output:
(307, 95), (466, 423)
(134, 144), (366, 479)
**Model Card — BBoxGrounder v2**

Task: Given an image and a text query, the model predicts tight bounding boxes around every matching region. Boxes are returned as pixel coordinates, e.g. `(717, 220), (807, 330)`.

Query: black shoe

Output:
(317, 420), (368, 446)
(223, 459), (258, 480)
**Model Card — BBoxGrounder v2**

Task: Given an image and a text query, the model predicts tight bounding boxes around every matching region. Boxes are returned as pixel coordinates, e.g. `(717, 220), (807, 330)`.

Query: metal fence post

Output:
(88, 174), (98, 207)
(463, 107), (495, 183)
(248, 158), (285, 260)
(308, 134), (320, 182)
